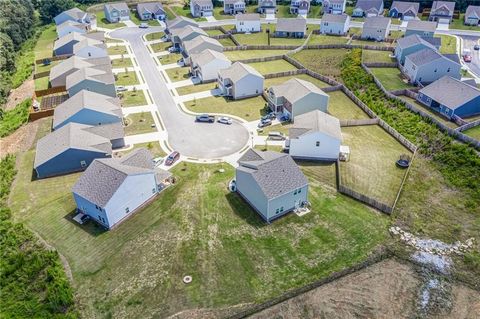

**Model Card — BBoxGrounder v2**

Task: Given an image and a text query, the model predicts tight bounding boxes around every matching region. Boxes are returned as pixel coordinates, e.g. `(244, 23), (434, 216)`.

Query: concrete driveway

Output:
(109, 27), (249, 159)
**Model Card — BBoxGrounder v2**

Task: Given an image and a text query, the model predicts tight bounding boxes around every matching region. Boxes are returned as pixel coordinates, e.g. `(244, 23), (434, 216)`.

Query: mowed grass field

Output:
(264, 73), (331, 89)
(184, 95), (268, 120)
(463, 125), (480, 140)
(362, 50), (395, 63)
(292, 49), (350, 82)
(339, 125), (412, 206)
(247, 59), (297, 75)
(233, 26), (306, 46)
(10, 151), (389, 318)
(223, 50), (290, 61)
(176, 82), (217, 95)
(108, 44), (128, 55)
(124, 112), (156, 135)
(307, 34), (349, 45)
(369, 67), (412, 91)
(327, 90), (370, 120)
(165, 67), (190, 82)
(119, 90), (148, 107)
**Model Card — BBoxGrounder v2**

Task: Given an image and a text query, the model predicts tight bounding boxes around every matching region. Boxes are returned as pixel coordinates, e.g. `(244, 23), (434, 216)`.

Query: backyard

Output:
(307, 34), (349, 45)
(397, 95), (458, 129)
(339, 124), (412, 206)
(34, 25), (56, 61)
(116, 141), (167, 158)
(247, 59), (298, 75)
(9, 152), (389, 318)
(362, 50), (395, 63)
(124, 112), (156, 135)
(223, 50), (290, 61)
(119, 90), (148, 107)
(232, 26), (306, 46)
(184, 95), (268, 120)
(264, 73), (331, 89)
(292, 49), (350, 82)
(463, 125), (480, 140)
(369, 67), (412, 91)
(327, 90), (370, 120)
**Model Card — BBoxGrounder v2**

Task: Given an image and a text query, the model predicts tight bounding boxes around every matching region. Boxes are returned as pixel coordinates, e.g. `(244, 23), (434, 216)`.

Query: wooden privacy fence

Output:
(304, 43), (395, 51)
(363, 62), (398, 68)
(29, 109), (54, 122)
(236, 54), (284, 64)
(338, 185), (393, 214)
(264, 69), (305, 79)
(223, 44), (301, 51)
(35, 54), (72, 64)
(35, 86), (67, 97)
(340, 118), (379, 127)
(33, 71), (50, 79)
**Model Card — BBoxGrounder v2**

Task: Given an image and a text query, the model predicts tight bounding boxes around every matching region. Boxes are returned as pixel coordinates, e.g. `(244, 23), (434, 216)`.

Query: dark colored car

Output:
(474, 45), (480, 51)
(463, 55), (472, 63)
(196, 114), (215, 123)
(165, 151), (180, 166)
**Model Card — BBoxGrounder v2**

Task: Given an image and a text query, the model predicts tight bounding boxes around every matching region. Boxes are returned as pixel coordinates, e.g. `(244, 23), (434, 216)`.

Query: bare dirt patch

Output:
(3, 77), (34, 111)
(0, 121), (40, 157)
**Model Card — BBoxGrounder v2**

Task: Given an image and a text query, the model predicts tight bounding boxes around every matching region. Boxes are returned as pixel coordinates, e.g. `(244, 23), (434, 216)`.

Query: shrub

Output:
(0, 98), (31, 138)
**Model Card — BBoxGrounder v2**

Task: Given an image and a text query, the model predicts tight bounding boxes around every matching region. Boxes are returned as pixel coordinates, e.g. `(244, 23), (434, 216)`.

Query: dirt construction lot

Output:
(250, 259), (480, 319)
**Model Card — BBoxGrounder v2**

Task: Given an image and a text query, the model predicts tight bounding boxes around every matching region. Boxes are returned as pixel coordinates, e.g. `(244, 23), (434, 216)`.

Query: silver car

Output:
(217, 117), (233, 125)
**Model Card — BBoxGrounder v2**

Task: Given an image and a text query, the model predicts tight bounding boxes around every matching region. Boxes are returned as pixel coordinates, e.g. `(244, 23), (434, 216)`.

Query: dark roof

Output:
(276, 18), (307, 33)
(390, 1), (419, 15)
(431, 1), (455, 14)
(237, 149), (308, 200)
(363, 16), (391, 29)
(236, 13), (260, 21)
(419, 76), (480, 110)
(406, 20), (437, 32)
(397, 34), (436, 50)
(137, 2), (164, 15)
(321, 13), (349, 24)
(423, 36), (441, 47)
(355, 0), (384, 11)
(406, 47), (445, 66)
(444, 53), (460, 64)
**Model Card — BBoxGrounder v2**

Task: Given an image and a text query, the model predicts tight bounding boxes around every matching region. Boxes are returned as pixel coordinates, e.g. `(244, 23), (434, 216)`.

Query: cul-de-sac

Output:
(1, 0), (479, 318)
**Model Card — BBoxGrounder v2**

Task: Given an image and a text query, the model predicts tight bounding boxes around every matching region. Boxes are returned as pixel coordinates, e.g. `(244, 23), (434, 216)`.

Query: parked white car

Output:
(217, 117), (233, 125)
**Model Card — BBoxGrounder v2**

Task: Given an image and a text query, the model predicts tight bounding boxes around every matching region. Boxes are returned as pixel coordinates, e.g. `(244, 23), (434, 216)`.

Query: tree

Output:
(38, 0), (76, 24)
(0, 0), (35, 49)
(0, 33), (16, 73)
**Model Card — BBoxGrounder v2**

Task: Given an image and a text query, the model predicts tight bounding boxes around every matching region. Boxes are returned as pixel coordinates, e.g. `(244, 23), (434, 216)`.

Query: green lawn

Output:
(35, 60), (61, 73)
(438, 34), (457, 54)
(350, 39), (393, 47)
(362, 50), (395, 63)
(217, 37), (237, 47)
(34, 76), (49, 91)
(257, 122), (292, 136)
(450, 14), (480, 31)
(164, 6), (177, 20)
(176, 82), (217, 95)
(157, 53), (182, 65)
(397, 95), (458, 129)
(111, 57), (133, 68)
(165, 67), (190, 82)
(254, 144), (284, 152)
(204, 29), (225, 36)
(119, 90), (148, 107)
(369, 67), (412, 91)
(223, 50), (290, 61)
(184, 95), (268, 120)
(115, 71), (140, 86)
(307, 34), (349, 45)
(340, 125), (412, 206)
(128, 12), (159, 26)
(145, 32), (165, 41)
(34, 25), (56, 60)
(233, 25), (306, 46)
(291, 49), (350, 82)
(348, 27), (362, 37)
(124, 112), (156, 135)
(9, 153), (389, 318)
(96, 11), (126, 29)
(275, 4), (296, 18)
(264, 73), (331, 89)
(108, 45), (128, 55)
(170, 5), (206, 21)
(106, 37), (123, 43)
(327, 90), (370, 120)
(213, 7), (235, 20)
(463, 125), (480, 140)
(247, 59), (297, 75)
(116, 141), (167, 158)
(151, 41), (172, 53)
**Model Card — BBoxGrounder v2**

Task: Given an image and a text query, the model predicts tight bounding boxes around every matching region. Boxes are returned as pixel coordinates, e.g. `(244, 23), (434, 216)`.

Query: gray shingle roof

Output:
(218, 62), (263, 83)
(53, 90), (122, 128)
(53, 32), (85, 51)
(270, 78), (328, 104)
(236, 13), (260, 21)
(192, 0), (213, 6)
(276, 18), (307, 33)
(105, 2), (130, 13)
(57, 20), (87, 34)
(66, 67), (115, 89)
(363, 16), (390, 29)
(49, 56), (93, 83)
(289, 110), (342, 140)
(56, 7), (87, 21)
(259, 0), (276, 7)
(82, 122), (124, 141)
(183, 35), (223, 54)
(466, 5), (480, 19)
(390, 1), (419, 15)
(321, 13), (349, 24)
(396, 34), (436, 50)
(419, 76), (480, 110)
(431, 1), (455, 14)
(167, 16), (198, 30)
(137, 2), (164, 15)
(406, 20), (437, 32)
(237, 149), (308, 200)
(225, 0), (245, 5)
(355, 0), (383, 11)
(34, 123), (112, 168)
(72, 148), (170, 207)
(191, 49), (230, 67)
(405, 47), (443, 66)
(73, 38), (107, 54)
(177, 25), (208, 41)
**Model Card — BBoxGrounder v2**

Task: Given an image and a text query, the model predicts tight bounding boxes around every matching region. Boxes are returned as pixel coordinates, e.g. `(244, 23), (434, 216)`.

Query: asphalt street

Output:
(110, 27), (250, 159)
(458, 35), (480, 77)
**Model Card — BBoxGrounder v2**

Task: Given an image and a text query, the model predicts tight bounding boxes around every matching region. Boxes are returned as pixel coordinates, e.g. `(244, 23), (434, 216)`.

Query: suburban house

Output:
(73, 38), (108, 58)
(183, 36), (223, 57)
(34, 123), (112, 179)
(81, 122), (125, 149)
(275, 18), (307, 38)
(429, 1), (455, 23)
(235, 149), (309, 223)
(224, 0), (246, 15)
(166, 16), (198, 34)
(57, 21), (88, 38)
(403, 47), (461, 85)
(53, 32), (86, 56)
(235, 13), (261, 33)
(465, 5), (480, 25)
(405, 20), (437, 38)
(218, 62), (264, 100)
(49, 56), (111, 88)
(267, 78), (329, 120)
(322, 0), (347, 15)
(395, 34), (437, 65)
(53, 90), (122, 130)
(175, 25), (208, 49)
(66, 67), (116, 97)
(361, 16), (391, 41)
(54, 7), (90, 25)
(136, 2), (166, 20)
(104, 3), (130, 23)
(72, 148), (172, 229)
(320, 13), (350, 35)
(258, 0), (277, 14)
(352, 0), (384, 17)
(417, 76), (480, 119)
(190, 0), (213, 17)
(290, 0), (311, 16)
(287, 110), (342, 161)
(190, 50), (231, 82)
(389, 1), (419, 20)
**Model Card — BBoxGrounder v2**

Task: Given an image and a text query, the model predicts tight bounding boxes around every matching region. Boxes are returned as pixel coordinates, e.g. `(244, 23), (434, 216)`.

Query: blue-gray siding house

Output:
(54, 7), (90, 25)
(34, 123), (112, 179)
(275, 18), (307, 38)
(104, 3), (130, 23)
(235, 149), (309, 223)
(417, 76), (480, 119)
(405, 20), (437, 38)
(53, 32), (85, 56)
(72, 148), (172, 229)
(389, 1), (419, 20)
(137, 2), (166, 20)
(395, 34), (437, 65)
(66, 67), (116, 97)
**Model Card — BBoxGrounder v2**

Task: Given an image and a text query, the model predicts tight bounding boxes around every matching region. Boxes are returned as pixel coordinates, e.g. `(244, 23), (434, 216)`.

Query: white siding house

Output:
(235, 149), (309, 223)
(217, 62), (264, 99)
(104, 3), (130, 23)
(235, 13), (261, 32)
(361, 16), (391, 41)
(288, 110), (342, 161)
(73, 38), (108, 58)
(320, 13), (350, 35)
(190, 0), (213, 17)
(190, 50), (231, 82)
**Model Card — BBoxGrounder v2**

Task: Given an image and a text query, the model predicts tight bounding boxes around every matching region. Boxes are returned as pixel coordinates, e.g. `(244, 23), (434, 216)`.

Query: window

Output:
(298, 188), (302, 194)
(125, 207), (130, 213)
(434, 69), (437, 72)
(315, 141), (320, 147)
(152, 188), (156, 194)
(80, 160), (87, 167)
(447, 67), (451, 72)
(280, 206), (284, 212)
(275, 208), (280, 214)
(294, 190), (297, 195)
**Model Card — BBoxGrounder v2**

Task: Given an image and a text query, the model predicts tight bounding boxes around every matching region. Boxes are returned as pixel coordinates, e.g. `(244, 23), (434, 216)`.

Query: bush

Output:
(0, 99), (31, 137)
